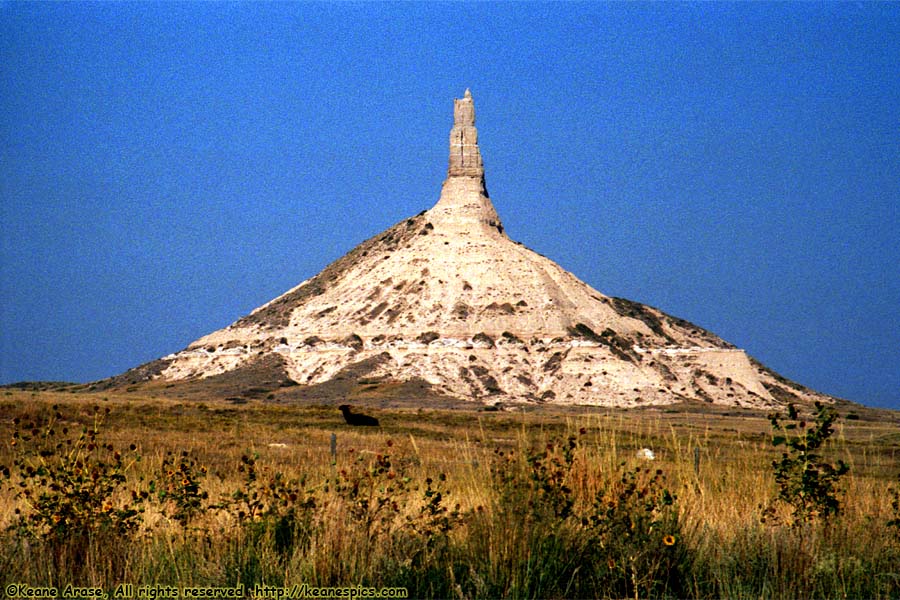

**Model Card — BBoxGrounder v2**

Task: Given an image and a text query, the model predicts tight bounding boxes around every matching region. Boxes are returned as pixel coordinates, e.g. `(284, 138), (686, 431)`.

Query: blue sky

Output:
(1, 2), (898, 409)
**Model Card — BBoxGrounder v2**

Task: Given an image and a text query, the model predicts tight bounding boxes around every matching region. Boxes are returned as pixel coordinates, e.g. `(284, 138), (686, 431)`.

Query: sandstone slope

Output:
(111, 90), (831, 409)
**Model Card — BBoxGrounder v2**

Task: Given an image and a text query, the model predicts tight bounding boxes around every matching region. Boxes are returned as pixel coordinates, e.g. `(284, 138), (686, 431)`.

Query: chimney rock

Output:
(448, 88), (484, 178)
(432, 89), (502, 235)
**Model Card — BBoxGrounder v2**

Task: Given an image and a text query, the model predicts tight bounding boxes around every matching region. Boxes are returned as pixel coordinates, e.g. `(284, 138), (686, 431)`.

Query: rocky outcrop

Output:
(114, 90), (833, 409)
(448, 88), (484, 178)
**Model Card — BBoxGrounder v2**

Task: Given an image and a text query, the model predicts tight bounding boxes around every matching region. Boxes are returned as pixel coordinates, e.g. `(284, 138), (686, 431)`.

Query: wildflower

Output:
(663, 534), (676, 546)
(182, 478), (190, 486)
(607, 558), (616, 569)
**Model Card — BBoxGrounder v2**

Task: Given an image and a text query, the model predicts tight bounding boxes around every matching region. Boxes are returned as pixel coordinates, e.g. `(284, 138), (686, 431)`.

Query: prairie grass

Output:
(1, 389), (899, 598)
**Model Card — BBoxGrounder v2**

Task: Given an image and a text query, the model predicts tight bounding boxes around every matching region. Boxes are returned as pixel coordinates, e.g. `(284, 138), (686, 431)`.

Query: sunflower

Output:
(663, 534), (676, 546)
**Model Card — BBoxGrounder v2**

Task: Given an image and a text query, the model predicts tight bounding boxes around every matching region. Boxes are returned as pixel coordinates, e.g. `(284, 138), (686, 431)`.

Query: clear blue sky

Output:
(2, 2), (898, 409)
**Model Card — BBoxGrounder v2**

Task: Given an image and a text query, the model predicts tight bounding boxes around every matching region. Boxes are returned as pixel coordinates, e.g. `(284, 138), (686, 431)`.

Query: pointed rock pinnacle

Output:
(432, 89), (502, 235)
(448, 88), (483, 178)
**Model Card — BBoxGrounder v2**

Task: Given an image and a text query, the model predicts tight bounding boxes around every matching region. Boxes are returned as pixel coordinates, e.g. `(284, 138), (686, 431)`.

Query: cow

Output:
(338, 404), (380, 427)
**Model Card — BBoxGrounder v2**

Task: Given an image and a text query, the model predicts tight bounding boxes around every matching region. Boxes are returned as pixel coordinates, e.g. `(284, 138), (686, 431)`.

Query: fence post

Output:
(693, 446), (700, 476)
(330, 433), (337, 465)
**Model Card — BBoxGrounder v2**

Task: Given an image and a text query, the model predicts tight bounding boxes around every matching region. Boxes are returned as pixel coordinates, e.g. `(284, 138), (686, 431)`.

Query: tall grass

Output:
(1, 392), (899, 598)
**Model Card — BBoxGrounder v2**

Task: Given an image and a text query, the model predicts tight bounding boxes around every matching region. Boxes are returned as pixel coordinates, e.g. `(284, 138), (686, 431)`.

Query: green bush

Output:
(766, 401), (849, 525)
(156, 451), (209, 530)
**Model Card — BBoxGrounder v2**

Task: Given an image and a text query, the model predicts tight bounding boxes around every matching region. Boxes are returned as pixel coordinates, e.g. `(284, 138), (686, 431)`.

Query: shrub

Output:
(766, 401), (849, 526)
(582, 463), (683, 599)
(5, 406), (147, 540)
(156, 451), (209, 530)
(3, 406), (148, 581)
(330, 445), (410, 548)
(213, 452), (318, 585)
(466, 433), (684, 599)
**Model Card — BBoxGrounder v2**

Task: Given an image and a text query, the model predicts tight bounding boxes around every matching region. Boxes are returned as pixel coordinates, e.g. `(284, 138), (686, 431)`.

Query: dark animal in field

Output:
(339, 404), (380, 427)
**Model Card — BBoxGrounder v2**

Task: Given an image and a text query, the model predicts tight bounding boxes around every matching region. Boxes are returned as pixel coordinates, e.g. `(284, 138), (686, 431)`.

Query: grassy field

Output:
(2, 388), (899, 599)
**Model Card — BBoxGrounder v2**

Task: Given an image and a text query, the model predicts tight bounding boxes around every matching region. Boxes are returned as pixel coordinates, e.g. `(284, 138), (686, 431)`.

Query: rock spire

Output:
(432, 89), (503, 235)
(448, 88), (483, 178)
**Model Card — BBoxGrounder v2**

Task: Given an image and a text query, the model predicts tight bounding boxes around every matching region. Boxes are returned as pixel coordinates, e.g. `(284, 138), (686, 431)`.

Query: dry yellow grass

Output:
(2, 388), (899, 598)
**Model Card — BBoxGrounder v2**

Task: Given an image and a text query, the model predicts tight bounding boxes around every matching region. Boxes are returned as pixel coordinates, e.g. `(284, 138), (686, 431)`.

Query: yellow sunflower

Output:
(663, 534), (676, 546)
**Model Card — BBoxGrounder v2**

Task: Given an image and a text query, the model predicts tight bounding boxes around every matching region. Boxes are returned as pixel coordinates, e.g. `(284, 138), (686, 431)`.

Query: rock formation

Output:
(110, 90), (830, 408)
